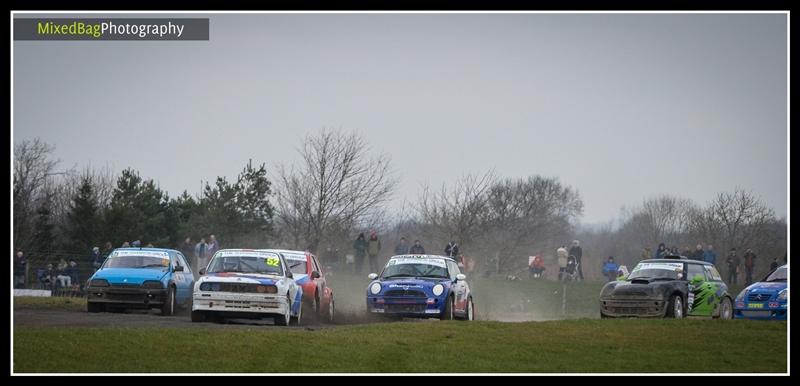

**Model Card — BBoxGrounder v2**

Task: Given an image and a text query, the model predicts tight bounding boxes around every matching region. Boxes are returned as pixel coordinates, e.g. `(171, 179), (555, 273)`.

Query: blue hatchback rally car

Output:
(734, 264), (787, 320)
(366, 254), (474, 320)
(86, 248), (195, 316)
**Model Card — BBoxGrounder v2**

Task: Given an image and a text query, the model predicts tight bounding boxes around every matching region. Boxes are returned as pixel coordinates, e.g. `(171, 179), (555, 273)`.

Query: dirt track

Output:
(12, 307), (368, 330)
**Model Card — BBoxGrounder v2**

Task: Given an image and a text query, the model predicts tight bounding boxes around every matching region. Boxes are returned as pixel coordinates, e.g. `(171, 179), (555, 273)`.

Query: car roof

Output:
(642, 258), (714, 266)
(114, 247), (177, 254)
(390, 254), (456, 262)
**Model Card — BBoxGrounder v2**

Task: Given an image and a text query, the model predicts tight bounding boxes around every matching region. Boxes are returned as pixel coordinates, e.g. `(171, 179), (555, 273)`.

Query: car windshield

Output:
(206, 252), (284, 276)
(382, 258), (449, 278)
(103, 254), (169, 270)
(628, 262), (683, 280)
(284, 257), (307, 275)
(764, 267), (787, 282)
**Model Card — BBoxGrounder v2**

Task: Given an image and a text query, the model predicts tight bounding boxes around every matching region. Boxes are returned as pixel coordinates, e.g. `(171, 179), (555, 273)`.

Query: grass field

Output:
(13, 274), (782, 373)
(14, 319), (786, 373)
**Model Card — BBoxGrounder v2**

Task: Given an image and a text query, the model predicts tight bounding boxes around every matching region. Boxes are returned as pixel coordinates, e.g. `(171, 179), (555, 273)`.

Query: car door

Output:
(448, 261), (468, 312)
(686, 262), (715, 317)
(310, 254), (325, 298)
(282, 256), (301, 315)
(173, 253), (194, 305)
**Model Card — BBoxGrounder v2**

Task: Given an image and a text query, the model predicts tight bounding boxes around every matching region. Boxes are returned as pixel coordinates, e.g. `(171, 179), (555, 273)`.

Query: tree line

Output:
(13, 131), (787, 281)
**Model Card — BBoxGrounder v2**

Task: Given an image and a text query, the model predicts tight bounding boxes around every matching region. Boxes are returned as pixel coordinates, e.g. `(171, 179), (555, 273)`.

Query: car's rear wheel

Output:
(327, 298), (335, 323)
(87, 302), (105, 313)
(717, 297), (733, 320)
(275, 294), (291, 326)
(440, 296), (454, 321)
(666, 294), (684, 319)
(462, 297), (474, 321)
(160, 286), (176, 316)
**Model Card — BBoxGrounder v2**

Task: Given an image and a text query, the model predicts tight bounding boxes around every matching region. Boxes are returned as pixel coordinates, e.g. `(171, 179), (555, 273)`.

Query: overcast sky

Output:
(13, 13), (788, 224)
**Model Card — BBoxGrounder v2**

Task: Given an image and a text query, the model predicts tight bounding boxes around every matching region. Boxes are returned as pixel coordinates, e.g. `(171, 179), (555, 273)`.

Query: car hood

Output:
(601, 280), (677, 299)
(746, 281), (787, 293)
(92, 268), (168, 285)
(199, 272), (284, 285)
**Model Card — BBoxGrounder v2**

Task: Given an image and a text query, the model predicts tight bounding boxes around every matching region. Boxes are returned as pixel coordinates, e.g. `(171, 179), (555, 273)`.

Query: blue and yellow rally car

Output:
(86, 248), (195, 315)
(734, 264), (787, 320)
(366, 254), (474, 320)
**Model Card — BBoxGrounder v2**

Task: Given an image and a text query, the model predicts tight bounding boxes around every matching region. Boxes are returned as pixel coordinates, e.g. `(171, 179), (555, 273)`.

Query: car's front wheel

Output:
(462, 297), (474, 321)
(87, 302), (105, 313)
(191, 310), (206, 323)
(666, 294), (684, 319)
(716, 297), (733, 320)
(291, 302), (303, 326)
(275, 294), (291, 326)
(160, 286), (176, 316)
(440, 296), (454, 321)
(327, 298), (335, 323)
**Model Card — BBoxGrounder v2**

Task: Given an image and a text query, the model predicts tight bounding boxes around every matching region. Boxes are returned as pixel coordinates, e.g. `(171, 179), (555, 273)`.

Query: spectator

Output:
(725, 248), (740, 285)
(744, 248), (757, 285)
(641, 248), (652, 262)
(703, 245), (717, 265)
(691, 244), (705, 261)
(146, 243), (154, 248)
(670, 246), (679, 255)
(654, 243), (668, 259)
(195, 237), (208, 273)
(56, 258), (72, 288)
(102, 241), (113, 257)
(569, 240), (584, 281)
(66, 260), (80, 290)
(445, 241), (459, 259)
(557, 245), (569, 280)
(770, 257), (779, 271)
(207, 234), (220, 256)
(529, 255), (545, 278)
(90, 246), (104, 273)
(353, 233), (367, 274)
(409, 239), (426, 254)
(367, 231), (382, 274)
(394, 237), (410, 255)
(121, 241), (130, 247)
(601, 256), (619, 282)
(38, 263), (56, 290)
(682, 246), (693, 258)
(131, 239), (142, 248)
(14, 250), (27, 289)
(180, 237), (194, 265)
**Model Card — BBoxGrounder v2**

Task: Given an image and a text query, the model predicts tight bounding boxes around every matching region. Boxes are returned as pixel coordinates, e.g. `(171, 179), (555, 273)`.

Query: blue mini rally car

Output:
(86, 248), (195, 315)
(734, 264), (787, 320)
(366, 254), (474, 320)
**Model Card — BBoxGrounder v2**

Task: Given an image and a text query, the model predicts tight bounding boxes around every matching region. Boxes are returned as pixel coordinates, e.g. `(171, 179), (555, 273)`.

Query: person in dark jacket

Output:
(353, 233), (367, 274)
(568, 240), (584, 280)
(726, 248), (740, 285)
(180, 237), (194, 266)
(394, 237), (410, 255)
(691, 244), (705, 261)
(769, 257), (779, 271)
(654, 243), (668, 259)
(703, 245), (717, 265)
(409, 240), (426, 254)
(14, 250), (27, 289)
(744, 248), (757, 285)
(90, 247), (103, 273)
(445, 241), (459, 259)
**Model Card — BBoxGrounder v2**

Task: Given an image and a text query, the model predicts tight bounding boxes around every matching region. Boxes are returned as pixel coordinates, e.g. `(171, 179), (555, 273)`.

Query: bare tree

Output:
(416, 170), (497, 250)
(274, 129), (398, 252)
(634, 195), (696, 246)
(13, 138), (59, 251)
(701, 189), (776, 251)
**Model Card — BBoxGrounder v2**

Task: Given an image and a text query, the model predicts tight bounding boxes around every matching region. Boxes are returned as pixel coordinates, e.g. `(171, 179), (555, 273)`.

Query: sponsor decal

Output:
(114, 250), (170, 259)
(632, 262), (684, 272)
(387, 258), (447, 268)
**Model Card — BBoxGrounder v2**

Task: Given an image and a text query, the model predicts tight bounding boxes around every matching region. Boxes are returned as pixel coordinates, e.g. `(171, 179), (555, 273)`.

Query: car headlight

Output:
(370, 282), (382, 295)
(256, 285), (278, 294)
(142, 280), (164, 289)
(89, 279), (109, 287)
(199, 282), (214, 291)
(432, 284), (444, 296)
(778, 288), (788, 301)
(736, 289), (748, 302)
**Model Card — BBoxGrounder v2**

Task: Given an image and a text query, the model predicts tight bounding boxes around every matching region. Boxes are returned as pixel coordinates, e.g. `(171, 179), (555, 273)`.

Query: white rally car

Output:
(191, 249), (303, 325)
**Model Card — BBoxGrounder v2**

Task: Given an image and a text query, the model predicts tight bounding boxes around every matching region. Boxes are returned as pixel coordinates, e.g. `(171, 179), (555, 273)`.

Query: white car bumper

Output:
(192, 292), (289, 315)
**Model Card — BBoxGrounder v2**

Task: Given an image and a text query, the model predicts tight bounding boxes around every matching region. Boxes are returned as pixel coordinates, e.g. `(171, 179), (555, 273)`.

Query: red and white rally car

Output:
(267, 249), (335, 323)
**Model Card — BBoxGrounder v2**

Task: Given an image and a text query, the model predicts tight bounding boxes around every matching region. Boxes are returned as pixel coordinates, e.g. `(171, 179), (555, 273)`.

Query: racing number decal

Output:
(266, 257), (280, 267)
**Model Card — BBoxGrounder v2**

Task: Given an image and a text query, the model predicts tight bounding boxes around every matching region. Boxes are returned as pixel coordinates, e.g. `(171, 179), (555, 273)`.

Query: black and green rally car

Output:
(599, 256), (734, 319)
